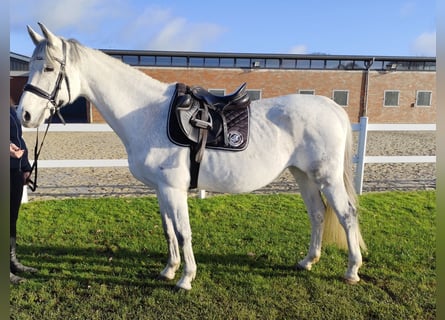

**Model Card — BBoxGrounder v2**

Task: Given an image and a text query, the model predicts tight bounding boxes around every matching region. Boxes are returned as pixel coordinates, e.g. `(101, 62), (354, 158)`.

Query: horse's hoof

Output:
(174, 285), (191, 294)
(175, 279), (192, 291)
(344, 277), (360, 285)
(10, 273), (26, 285)
(156, 275), (173, 282)
(295, 263), (311, 271)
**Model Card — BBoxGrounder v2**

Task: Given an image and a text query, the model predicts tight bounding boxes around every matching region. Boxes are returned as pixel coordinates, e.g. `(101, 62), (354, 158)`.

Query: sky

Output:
(10, 0), (436, 58)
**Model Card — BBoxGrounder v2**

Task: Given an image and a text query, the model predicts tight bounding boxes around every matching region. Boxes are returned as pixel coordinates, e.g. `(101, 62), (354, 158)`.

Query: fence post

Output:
(21, 186), (29, 203)
(199, 189), (206, 199)
(354, 116), (368, 195)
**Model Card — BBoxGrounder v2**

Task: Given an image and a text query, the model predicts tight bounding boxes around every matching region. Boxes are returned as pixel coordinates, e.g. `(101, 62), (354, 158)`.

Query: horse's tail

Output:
(323, 122), (367, 252)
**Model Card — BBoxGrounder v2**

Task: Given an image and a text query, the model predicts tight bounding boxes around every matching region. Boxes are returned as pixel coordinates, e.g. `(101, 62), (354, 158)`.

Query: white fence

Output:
(352, 117), (436, 194)
(22, 117), (435, 202)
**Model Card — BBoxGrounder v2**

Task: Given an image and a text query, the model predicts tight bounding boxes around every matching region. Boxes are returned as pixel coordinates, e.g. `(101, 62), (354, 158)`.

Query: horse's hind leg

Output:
(156, 187), (197, 290)
(322, 180), (363, 283)
(290, 168), (326, 271)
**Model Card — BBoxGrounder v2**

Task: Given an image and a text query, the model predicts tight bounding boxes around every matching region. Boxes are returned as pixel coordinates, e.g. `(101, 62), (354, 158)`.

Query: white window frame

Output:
(332, 90), (349, 107)
(415, 90), (432, 107)
(383, 90), (400, 107)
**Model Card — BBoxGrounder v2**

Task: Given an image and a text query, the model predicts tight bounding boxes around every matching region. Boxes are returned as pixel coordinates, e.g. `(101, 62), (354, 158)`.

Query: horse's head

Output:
(18, 23), (74, 128)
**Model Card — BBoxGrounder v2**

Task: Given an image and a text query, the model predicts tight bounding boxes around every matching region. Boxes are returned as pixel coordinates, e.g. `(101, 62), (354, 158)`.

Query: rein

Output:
(27, 115), (51, 191)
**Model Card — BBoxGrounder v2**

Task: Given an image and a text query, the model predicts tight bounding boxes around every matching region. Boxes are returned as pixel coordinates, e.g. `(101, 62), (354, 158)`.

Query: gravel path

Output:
(22, 131), (436, 201)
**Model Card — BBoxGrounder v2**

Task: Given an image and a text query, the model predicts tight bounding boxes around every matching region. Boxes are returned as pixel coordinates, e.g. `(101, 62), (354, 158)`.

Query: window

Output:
(189, 57), (204, 67)
(384, 61), (398, 71)
(333, 90), (349, 106)
(370, 60), (384, 70)
(384, 90), (400, 107)
(236, 58), (251, 68)
(339, 60), (356, 70)
(251, 59), (265, 68)
(395, 62), (410, 70)
(140, 56), (155, 66)
(424, 62), (436, 71)
(204, 58), (219, 67)
(353, 60), (366, 69)
(416, 91), (432, 107)
(11, 58), (29, 71)
(326, 60), (340, 69)
(209, 89), (225, 96)
(122, 55), (139, 65)
(299, 89), (315, 95)
(410, 61), (425, 70)
(265, 59), (280, 68)
(156, 56), (171, 66)
(296, 59), (310, 69)
(310, 60), (324, 69)
(281, 59), (296, 68)
(220, 58), (235, 67)
(172, 56), (187, 66)
(247, 90), (261, 101)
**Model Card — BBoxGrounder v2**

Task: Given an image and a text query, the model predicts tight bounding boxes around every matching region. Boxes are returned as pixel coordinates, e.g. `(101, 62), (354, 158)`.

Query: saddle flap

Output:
(176, 99), (213, 143)
(176, 101), (199, 142)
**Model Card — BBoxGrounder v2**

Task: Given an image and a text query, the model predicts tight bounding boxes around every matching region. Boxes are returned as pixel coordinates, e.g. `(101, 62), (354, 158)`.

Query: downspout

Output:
(362, 57), (374, 117)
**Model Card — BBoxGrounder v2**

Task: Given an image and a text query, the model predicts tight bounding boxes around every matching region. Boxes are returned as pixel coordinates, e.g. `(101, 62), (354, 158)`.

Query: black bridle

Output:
(23, 40), (71, 114)
(23, 40), (71, 191)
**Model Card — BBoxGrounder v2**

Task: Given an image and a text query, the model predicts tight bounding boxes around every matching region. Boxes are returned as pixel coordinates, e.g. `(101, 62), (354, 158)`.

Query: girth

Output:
(168, 82), (251, 189)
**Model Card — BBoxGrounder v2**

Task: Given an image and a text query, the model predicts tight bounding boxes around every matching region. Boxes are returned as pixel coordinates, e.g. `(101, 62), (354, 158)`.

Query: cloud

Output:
(411, 31), (436, 56)
(149, 20), (224, 51)
(10, 1), (225, 53)
(289, 45), (308, 54)
(120, 6), (225, 51)
(399, 1), (416, 17)
(10, 0), (115, 32)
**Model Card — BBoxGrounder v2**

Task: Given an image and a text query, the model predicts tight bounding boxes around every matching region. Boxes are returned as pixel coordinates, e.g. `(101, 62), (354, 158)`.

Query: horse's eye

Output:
(44, 66), (54, 72)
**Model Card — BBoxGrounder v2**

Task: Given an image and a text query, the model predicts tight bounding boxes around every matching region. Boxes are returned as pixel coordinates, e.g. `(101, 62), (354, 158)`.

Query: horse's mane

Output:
(33, 33), (169, 93)
(66, 38), (82, 62)
(35, 37), (83, 66)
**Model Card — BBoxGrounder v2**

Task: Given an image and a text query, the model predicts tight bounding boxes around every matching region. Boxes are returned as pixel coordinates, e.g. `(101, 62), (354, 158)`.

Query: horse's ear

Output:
(27, 25), (44, 46)
(38, 22), (59, 47)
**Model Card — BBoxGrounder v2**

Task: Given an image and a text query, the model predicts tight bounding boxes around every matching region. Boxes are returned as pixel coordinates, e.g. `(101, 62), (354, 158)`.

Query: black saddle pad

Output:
(167, 84), (250, 151)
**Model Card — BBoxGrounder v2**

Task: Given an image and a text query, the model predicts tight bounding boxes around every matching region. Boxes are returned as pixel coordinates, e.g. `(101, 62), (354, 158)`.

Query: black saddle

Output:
(168, 82), (251, 189)
(190, 83), (250, 111)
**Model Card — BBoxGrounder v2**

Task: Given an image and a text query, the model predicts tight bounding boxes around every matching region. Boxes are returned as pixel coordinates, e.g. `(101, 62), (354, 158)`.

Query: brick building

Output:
(10, 51), (436, 124)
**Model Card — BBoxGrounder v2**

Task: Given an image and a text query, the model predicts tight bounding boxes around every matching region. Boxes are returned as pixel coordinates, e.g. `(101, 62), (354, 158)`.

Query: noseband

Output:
(23, 40), (71, 122)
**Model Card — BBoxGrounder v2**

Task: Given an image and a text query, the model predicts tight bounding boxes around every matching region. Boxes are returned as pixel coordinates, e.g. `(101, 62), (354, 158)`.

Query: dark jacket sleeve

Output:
(19, 146), (32, 172)
(10, 107), (32, 172)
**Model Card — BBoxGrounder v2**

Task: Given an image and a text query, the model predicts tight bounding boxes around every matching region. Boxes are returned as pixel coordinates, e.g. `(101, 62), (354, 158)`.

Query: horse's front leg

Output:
(158, 210), (180, 281)
(157, 186), (197, 290)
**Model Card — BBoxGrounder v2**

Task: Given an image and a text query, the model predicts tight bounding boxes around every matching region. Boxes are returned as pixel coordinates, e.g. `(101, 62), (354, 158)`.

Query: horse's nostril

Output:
(24, 111), (31, 122)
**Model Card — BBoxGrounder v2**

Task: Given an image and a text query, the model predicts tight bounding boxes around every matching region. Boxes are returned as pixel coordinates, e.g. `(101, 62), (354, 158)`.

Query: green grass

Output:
(10, 191), (435, 319)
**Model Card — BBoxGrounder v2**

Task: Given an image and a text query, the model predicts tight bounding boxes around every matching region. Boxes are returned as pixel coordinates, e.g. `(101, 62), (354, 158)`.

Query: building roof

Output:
(10, 50), (436, 72)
